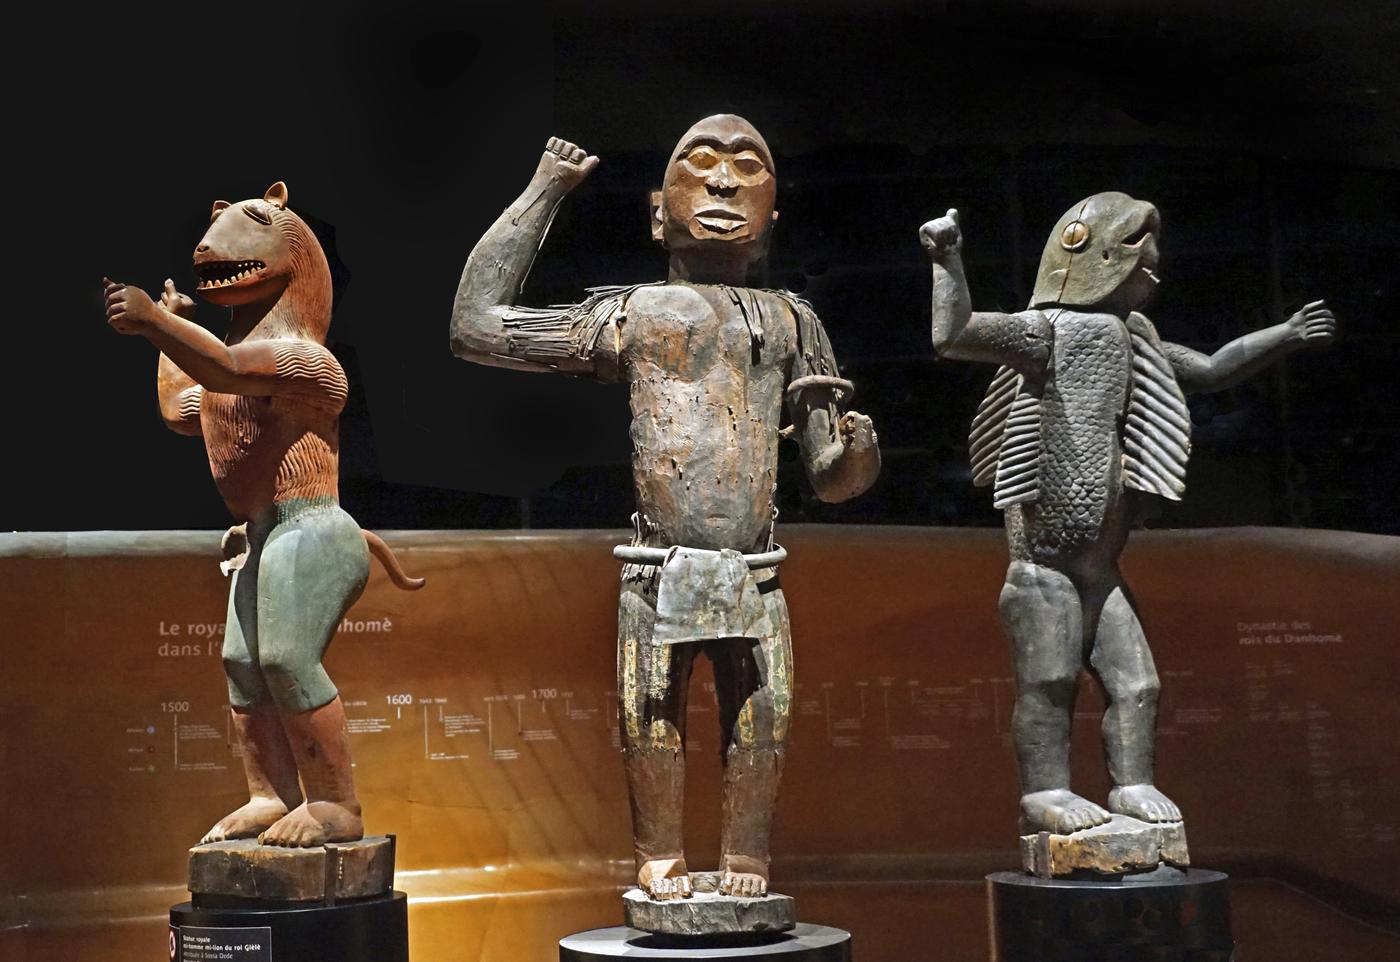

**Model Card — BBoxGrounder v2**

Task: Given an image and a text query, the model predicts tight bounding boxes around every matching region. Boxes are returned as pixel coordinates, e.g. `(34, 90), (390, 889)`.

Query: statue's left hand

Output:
(838, 411), (878, 452)
(159, 279), (196, 320)
(103, 277), (161, 335)
(1286, 299), (1336, 348)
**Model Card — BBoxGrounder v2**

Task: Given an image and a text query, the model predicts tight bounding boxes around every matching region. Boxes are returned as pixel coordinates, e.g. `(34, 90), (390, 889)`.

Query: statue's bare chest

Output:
(622, 284), (790, 382)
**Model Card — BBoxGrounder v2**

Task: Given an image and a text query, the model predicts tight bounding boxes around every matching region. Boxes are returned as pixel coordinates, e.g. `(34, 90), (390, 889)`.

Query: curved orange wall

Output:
(1, 525), (1396, 960)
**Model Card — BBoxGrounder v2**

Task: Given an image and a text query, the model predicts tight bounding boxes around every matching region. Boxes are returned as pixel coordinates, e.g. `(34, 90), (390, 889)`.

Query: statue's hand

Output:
(1285, 299), (1336, 348)
(919, 208), (962, 261)
(103, 277), (161, 335)
(159, 278), (196, 320)
(533, 137), (599, 191)
(838, 411), (878, 452)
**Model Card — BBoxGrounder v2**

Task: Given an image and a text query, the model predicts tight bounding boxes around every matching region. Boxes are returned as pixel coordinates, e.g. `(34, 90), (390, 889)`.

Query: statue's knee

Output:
(223, 657), (269, 709)
(1113, 676), (1160, 709)
(259, 649), (329, 712)
(625, 717), (682, 752)
(729, 695), (781, 751)
(222, 649), (255, 679)
(1022, 672), (1079, 707)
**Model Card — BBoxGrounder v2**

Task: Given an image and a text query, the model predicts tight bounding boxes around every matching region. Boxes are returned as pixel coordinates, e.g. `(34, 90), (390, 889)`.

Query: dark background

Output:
(12, 0), (1398, 533)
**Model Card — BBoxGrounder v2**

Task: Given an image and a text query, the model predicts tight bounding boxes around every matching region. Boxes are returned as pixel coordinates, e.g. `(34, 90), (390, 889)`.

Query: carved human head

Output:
(193, 182), (333, 338)
(650, 114), (778, 264)
(1031, 191), (1161, 312)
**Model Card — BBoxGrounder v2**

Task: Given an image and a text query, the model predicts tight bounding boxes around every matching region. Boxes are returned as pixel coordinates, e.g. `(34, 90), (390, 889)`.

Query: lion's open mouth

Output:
(195, 260), (266, 290)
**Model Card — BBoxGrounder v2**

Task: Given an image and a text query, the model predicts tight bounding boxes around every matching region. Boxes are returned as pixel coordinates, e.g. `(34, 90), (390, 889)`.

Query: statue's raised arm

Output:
(449, 138), (612, 378)
(920, 208), (1051, 374)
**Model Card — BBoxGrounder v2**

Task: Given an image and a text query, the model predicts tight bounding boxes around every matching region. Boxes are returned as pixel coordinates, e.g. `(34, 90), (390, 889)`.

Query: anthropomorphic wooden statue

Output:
(104, 183), (423, 848)
(920, 194), (1335, 874)
(451, 118), (881, 904)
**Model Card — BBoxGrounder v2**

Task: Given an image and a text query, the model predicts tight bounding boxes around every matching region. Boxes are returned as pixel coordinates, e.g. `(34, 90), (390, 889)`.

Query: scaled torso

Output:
(1005, 310), (1134, 576)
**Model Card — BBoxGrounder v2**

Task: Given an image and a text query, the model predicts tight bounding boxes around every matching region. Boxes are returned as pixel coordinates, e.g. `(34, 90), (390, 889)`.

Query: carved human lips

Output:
(195, 259), (267, 290)
(693, 207), (748, 234)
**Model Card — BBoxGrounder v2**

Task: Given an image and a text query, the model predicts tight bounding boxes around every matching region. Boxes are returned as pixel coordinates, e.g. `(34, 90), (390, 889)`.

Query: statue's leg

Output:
(1000, 560), (1111, 834)
(253, 506), (371, 847)
(1090, 582), (1182, 823)
(712, 572), (791, 898)
(202, 546), (305, 843)
(618, 570), (697, 899)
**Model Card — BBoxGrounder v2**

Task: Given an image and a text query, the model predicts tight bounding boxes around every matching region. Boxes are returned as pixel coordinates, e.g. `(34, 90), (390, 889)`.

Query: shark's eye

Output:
(242, 204), (272, 226)
(1060, 220), (1091, 252)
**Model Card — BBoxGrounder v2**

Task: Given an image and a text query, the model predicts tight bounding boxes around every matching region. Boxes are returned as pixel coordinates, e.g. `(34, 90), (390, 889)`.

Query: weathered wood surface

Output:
(623, 872), (795, 935)
(188, 835), (394, 902)
(1020, 816), (1188, 877)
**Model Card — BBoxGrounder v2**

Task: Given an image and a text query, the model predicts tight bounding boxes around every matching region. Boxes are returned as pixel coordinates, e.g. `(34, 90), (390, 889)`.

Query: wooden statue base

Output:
(1020, 815), (1189, 878)
(188, 835), (395, 904)
(622, 872), (796, 935)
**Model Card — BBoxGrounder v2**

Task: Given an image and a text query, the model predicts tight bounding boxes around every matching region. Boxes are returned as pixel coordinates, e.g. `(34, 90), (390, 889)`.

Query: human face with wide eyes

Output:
(659, 133), (777, 252)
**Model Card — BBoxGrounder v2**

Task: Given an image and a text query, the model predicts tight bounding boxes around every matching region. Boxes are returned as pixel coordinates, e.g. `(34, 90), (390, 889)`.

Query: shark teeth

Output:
(195, 260), (266, 288)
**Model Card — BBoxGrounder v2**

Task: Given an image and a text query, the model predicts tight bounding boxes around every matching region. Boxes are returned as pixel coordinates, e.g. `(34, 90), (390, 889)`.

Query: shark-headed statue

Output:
(920, 193), (1335, 877)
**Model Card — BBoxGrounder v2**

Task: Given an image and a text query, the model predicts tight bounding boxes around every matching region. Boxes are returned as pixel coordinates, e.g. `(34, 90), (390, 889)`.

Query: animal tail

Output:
(363, 531), (426, 590)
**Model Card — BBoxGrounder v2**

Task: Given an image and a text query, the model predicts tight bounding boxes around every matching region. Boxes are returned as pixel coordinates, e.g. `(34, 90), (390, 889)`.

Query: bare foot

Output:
(200, 797), (292, 844)
(1109, 784), (1182, 823)
(719, 871), (768, 898)
(719, 853), (769, 898)
(258, 800), (363, 847)
(638, 857), (692, 900)
(1021, 789), (1112, 834)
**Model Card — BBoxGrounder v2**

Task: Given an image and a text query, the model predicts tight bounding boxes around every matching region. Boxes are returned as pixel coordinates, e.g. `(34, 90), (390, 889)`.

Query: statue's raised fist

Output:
(535, 136), (599, 189)
(919, 208), (962, 260)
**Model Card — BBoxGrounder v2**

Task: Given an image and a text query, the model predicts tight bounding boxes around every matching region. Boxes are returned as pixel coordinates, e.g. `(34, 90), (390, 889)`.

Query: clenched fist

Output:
(534, 136), (599, 191)
(839, 411), (877, 451)
(103, 277), (161, 335)
(919, 208), (962, 262)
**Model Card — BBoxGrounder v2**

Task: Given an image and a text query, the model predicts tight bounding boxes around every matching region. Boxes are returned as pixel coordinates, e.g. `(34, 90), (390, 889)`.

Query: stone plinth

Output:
(188, 835), (395, 904)
(622, 872), (796, 935)
(1020, 815), (1189, 878)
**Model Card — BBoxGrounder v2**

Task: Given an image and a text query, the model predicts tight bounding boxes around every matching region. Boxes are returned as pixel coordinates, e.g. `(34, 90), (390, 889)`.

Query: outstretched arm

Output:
(1162, 300), (1336, 394)
(449, 138), (601, 375)
(153, 281), (203, 435)
(105, 279), (346, 407)
(789, 388), (881, 504)
(920, 209), (1050, 373)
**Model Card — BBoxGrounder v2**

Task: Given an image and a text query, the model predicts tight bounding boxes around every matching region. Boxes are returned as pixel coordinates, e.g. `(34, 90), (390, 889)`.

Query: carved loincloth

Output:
(614, 544), (786, 645)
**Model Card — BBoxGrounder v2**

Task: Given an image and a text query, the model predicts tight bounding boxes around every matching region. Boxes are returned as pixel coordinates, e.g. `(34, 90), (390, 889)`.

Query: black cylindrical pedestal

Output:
(169, 891), (408, 962)
(561, 924), (851, 962)
(987, 869), (1233, 962)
